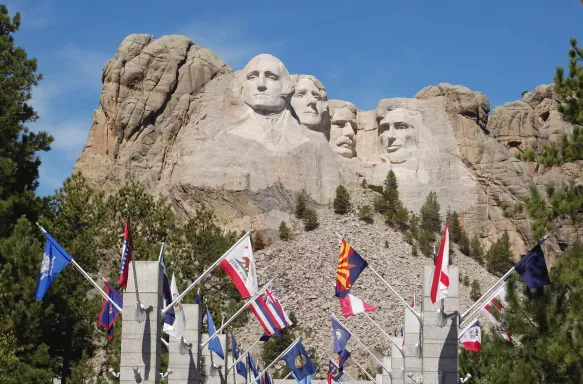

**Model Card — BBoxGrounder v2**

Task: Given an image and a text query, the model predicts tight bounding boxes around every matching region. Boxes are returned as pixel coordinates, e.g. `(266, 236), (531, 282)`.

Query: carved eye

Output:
(247, 73), (258, 80)
(313, 93), (322, 101)
(295, 92), (305, 98)
(394, 122), (410, 130)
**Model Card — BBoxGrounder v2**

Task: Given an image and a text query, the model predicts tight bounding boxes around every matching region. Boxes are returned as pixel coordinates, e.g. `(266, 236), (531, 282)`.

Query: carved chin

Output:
(299, 115), (321, 127)
(387, 149), (407, 164)
(335, 146), (354, 158)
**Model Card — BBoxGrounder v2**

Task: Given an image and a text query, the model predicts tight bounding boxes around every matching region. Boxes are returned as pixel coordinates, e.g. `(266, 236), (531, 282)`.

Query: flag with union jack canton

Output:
(119, 217), (134, 289)
(249, 283), (292, 336)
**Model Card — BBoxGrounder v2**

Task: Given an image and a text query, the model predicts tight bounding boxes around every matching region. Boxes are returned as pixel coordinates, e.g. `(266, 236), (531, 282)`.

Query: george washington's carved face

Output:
(242, 54), (291, 113)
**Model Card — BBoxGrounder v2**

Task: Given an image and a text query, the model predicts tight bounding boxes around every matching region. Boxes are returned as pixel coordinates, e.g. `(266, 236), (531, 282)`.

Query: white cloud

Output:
(179, 19), (284, 70)
(58, 45), (110, 90)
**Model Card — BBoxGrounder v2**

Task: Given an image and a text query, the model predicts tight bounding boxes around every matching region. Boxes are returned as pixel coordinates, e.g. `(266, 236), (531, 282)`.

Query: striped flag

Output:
(430, 222), (450, 303)
(459, 320), (481, 353)
(119, 217), (133, 289)
(482, 286), (512, 341)
(249, 283), (292, 336)
(338, 293), (376, 318)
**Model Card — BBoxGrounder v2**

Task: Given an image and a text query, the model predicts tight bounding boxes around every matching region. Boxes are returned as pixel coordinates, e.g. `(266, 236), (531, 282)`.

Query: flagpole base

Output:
(435, 307), (446, 327)
(134, 303), (146, 323)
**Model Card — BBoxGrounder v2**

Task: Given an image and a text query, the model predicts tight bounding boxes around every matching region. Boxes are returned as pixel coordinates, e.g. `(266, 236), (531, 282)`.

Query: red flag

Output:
(338, 293), (376, 318)
(430, 222), (450, 303)
(119, 217), (133, 289)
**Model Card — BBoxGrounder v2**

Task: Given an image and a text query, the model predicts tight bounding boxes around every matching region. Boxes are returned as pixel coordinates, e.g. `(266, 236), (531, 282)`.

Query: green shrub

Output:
(358, 205), (374, 223)
(470, 280), (482, 301)
(278, 221), (291, 240)
(333, 185), (351, 214)
(296, 195), (307, 219)
(303, 208), (319, 231)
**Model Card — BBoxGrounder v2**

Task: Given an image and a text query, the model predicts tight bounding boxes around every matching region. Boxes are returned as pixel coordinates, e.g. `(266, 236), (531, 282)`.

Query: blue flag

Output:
(159, 251), (175, 326)
(97, 280), (123, 339)
(328, 360), (343, 382)
(331, 316), (351, 353)
(35, 232), (73, 301)
(514, 243), (551, 289)
(261, 370), (272, 384)
(338, 349), (350, 369)
(206, 308), (224, 359)
(281, 341), (316, 381)
(260, 329), (283, 341)
(196, 287), (201, 305)
(231, 335), (247, 378)
(248, 353), (259, 378)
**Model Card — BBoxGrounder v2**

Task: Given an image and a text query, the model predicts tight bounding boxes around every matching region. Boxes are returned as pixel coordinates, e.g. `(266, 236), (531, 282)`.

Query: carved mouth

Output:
(386, 145), (401, 153)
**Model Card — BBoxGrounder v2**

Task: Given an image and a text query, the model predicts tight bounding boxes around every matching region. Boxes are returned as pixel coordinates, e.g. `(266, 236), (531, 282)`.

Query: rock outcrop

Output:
(74, 34), (576, 254)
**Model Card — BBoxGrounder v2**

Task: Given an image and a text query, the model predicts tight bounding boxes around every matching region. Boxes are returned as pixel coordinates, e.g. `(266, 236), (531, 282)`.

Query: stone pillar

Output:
(200, 333), (228, 384)
(381, 355), (392, 384)
(403, 303), (422, 383)
(390, 337), (404, 384)
(120, 261), (163, 383)
(421, 266), (459, 384)
(168, 304), (202, 383)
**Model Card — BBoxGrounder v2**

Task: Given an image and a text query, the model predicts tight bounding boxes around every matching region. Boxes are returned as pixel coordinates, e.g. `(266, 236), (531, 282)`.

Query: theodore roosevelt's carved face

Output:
(242, 54), (291, 113)
(378, 108), (418, 164)
(330, 106), (357, 158)
(291, 77), (324, 128)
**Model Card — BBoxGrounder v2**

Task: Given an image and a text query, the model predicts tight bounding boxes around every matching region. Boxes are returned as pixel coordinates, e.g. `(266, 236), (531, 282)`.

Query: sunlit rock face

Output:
(75, 35), (576, 253)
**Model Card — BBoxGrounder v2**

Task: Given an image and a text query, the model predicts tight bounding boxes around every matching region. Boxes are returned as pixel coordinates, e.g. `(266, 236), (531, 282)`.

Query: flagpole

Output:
(201, 277), (276, 348)
(229, 335), (263, 371)
(335, 233), (422, 323)
(276, 371), (292, 384)
(157, 242), (166, 263)
(349, 356), (379, 384)
(161, 337), (169, 349)
(328, 356), (357, 384)
(248, 337), (302, 384)
(331, 314), (392, 376)
(162, 231), (251, 315)
(363, 312), (404, 357)
(125, 214), (146, 323)
(35, 223), (123, 313)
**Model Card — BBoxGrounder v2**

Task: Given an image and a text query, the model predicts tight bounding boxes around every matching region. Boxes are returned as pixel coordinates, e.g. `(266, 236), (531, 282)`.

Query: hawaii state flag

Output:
(249, 283), (292, 336)
(335, 239), (368, 298)
(219, 232), (258, 298)
(459, 320), (481, 353)
(97, 280), (123, 339)
(430, 222), (450, 303)
(119, 217), (134, 289)
(338, 293), (376, 318)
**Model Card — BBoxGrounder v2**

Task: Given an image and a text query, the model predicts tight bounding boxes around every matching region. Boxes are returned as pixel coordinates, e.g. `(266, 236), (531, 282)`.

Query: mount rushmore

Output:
(74, 34), (577, 255)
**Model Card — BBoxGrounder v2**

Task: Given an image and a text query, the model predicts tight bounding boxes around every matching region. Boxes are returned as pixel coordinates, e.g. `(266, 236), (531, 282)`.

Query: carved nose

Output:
(257, 75), (266, 91)
(342, 124), (354, 138)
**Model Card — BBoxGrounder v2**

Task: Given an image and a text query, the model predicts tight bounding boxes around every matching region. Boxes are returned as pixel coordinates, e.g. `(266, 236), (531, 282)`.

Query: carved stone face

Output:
(291, 77), (324, 128)
(330, 107), (357, 158)
(379, 108), (417, 164)
(242, 54), (290, 113)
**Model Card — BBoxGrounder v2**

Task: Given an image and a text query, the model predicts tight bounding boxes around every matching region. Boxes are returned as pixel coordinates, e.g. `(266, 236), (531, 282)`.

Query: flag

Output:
(331, 316), (351, 353)
(514, 243), (550, 289)
(35, 231), (73, 300)
(196, 287), (201, 305)
(482, 286), (512, 341)
(159, 250), (175, 327)
(292, 372), (313, 384)
(335, 239), (368, 298)
(338, 349), (350, 369)
(248, 354), (259, 378)
(459, 320), (481, 353)
(206, 308), (224, 359)
(119, 217), (134, 289)
(231, 335), (247, 378)
(430, 222), (450, 303)
(249, 283), (292, 336)
(261, 370), (272, 384)
(97, 280), (123, 339)
(260, 329), (283, 341)
(163, 273), (185, 338)
(338, 293), (376, 318)
(219, 233), (258, 298)
(281, 341), (316, 381)
(328, 360), (343, 383)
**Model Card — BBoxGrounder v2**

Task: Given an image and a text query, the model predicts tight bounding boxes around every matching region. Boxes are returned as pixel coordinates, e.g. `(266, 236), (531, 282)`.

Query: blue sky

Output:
(5, 0), (582, 196)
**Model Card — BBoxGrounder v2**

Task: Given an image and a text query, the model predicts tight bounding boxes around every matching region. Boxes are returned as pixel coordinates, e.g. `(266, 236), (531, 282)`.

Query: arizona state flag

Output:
(335, 238), (368, 298)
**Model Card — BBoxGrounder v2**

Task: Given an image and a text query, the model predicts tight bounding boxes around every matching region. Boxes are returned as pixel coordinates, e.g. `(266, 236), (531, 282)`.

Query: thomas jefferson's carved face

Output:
(378, 108), (417, 164)
(242, 54), (290, 113)
(291, 77), (324, 128)
(330, 107), (357, 158)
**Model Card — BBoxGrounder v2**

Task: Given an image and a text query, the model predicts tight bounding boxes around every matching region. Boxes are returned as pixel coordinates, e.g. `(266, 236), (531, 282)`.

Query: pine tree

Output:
(409, 212), (419, 240)
(486, 232), (513, 276)
(470, 280), (481, 301)
(420, 191), (441, 233)
(419, 230), (433, 257)
(278, 221), (291, 240)
(459, 231), (470, 256)
(554, 38), (583, 126)
(252, 231), (266, 251)
(303, 208), (319, 231)
(295, 195), (307, 219)
(333, 185), (351, 214)
(449, 211), (462, 243)
(0, 5), (53, 238)
(358, 205), (373, 223)
(470, 235), (484, 263)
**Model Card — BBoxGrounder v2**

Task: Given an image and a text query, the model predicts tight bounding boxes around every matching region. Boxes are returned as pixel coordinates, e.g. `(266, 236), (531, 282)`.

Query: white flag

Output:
(430, 222), (450, 303)
(219, 233), (258, 298)
(163, 273), (186, 339)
